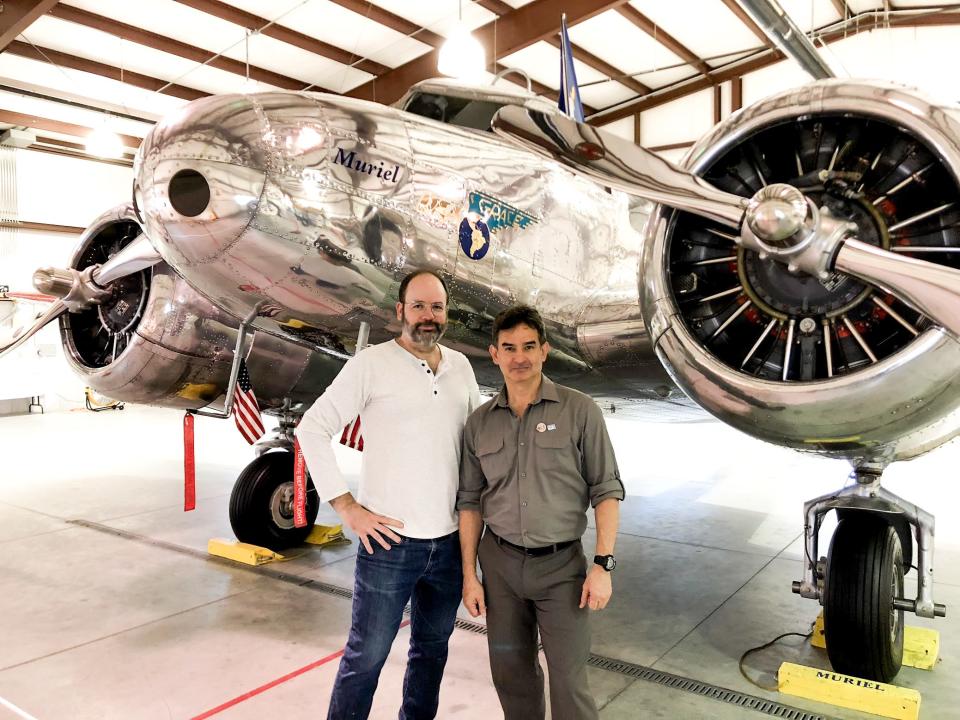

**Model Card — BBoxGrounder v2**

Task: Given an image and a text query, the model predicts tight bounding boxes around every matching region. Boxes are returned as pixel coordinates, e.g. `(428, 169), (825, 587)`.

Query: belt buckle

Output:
(528, 543), (553, 557)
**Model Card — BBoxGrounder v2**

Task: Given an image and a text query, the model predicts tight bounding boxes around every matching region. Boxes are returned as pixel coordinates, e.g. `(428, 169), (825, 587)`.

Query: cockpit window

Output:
(403, 92), (507, 131)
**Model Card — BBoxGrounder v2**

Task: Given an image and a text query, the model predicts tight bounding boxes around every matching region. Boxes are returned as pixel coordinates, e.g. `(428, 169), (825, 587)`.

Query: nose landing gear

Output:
(793, 466), (945, 682)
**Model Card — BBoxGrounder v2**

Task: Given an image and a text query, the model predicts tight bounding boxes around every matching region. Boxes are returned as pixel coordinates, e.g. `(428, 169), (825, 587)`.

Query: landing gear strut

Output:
(792, 465), (946, 682)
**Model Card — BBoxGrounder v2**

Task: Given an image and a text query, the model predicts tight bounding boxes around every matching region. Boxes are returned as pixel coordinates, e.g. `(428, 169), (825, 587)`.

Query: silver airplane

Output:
(4, 67), (960, 684)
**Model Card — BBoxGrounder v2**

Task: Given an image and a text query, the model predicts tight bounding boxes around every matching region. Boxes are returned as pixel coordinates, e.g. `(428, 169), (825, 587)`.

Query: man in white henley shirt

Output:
(296, 270), (481, 720)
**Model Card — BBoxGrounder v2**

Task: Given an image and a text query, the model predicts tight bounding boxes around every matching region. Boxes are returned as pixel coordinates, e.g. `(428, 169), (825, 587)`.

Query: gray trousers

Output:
(478, 531), (598, 720)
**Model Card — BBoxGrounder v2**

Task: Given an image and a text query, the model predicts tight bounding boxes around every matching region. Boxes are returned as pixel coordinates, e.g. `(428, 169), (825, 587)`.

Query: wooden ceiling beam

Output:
(172, 0), (389, 76)
(475, 0), (514, 14)
(475, 0), (635, 97)
(615, 5), (712, 75)
(0, 0), (59, 52)
(593, 8), (960, 125)
(326, 0), (568, 102)
(326, 0), (442, 45)
(27, 143), (134, 168)
(543, 36), (651, 96)
(0, 219), (87, 233)
(5, 40), (208, 101)
(647, 140), (694, 153)
(346, 0), (628, 105)
(593, 50), (782, 123)
(48, 5), (309, 91)
(0, 108), (143, 149)
(856, 7), (960, 28)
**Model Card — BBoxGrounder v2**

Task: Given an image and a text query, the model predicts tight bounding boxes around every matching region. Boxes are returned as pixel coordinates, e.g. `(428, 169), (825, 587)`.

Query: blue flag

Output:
(558, 14), (584, 122)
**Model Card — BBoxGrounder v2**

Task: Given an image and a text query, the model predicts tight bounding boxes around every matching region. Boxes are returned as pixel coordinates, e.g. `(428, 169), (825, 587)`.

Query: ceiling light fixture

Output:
(438, 0), (486, 81)
(86, 120), (124, 159)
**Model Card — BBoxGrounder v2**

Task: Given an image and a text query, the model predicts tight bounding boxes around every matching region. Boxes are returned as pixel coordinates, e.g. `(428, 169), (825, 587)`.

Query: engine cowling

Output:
(60, 204), (343, 411)
(642, 81), (960, 465)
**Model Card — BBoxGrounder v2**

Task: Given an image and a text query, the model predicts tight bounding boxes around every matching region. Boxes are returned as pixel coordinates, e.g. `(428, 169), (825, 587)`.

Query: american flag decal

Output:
(233, 359), (265, 445)
(340, 415), (364, 451)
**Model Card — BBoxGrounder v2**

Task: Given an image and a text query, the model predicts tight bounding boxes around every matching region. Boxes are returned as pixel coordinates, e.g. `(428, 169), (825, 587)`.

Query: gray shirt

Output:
(457, 376), (624, 547)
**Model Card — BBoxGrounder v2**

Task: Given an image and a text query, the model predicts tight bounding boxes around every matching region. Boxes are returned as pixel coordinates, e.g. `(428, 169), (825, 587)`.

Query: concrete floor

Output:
(0, 405), (957, 719)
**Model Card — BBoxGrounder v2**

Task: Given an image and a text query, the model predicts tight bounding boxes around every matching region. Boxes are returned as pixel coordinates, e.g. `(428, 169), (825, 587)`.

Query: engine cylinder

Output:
(60, 204), (343, 412)
(642, 81), (960, 464)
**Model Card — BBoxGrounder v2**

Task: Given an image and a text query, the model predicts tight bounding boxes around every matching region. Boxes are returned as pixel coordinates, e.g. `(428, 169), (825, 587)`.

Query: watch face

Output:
(596, 555), (616, 571)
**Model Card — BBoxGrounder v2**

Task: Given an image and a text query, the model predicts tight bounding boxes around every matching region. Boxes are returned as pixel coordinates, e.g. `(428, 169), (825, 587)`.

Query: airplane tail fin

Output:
(558, 14), (584, 122)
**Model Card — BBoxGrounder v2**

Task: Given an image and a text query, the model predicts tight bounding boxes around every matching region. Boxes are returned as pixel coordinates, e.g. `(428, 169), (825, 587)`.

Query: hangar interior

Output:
(2, 1), (960, 718)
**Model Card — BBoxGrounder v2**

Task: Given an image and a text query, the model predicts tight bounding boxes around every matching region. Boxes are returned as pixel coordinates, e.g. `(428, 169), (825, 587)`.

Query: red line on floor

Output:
(190, 619), (411, 719)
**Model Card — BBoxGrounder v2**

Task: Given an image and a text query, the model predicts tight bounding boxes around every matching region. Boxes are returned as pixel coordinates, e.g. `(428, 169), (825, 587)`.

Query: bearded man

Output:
(296, 269), (481, 720)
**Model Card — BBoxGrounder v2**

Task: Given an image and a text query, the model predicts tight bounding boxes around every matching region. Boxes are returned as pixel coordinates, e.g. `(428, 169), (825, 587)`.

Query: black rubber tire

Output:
(824, 514), (904, 682)
(228, 451), (320, 551)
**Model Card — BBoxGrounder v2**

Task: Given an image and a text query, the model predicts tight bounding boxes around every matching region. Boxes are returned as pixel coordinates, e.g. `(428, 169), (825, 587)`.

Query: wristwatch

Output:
(594, 554), (616, 571)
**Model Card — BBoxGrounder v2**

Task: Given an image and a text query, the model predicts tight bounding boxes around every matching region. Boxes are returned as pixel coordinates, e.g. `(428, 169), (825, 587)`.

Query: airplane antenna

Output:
(492, 67), (533, 92)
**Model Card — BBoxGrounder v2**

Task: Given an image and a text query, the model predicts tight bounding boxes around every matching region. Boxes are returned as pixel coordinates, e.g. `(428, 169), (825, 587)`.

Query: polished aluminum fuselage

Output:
(134, 91), (676, 408)
(124, 80), (960, 464)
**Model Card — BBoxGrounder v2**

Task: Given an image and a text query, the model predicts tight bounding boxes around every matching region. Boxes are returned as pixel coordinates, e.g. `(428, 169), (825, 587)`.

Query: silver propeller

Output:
(493, 106), (960, 342)
(493, 105), (747, 228)
(0, 299), (68, 359)
(0, 233), (161, 360)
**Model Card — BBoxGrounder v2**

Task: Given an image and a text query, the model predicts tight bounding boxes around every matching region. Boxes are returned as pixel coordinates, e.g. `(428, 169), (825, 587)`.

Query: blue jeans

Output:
(327, 531), (462, 720)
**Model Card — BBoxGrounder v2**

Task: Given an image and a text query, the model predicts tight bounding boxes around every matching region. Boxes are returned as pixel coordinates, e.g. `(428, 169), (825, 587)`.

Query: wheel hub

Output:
(269, 482), (296, 530)
(891, 558), (904, 643)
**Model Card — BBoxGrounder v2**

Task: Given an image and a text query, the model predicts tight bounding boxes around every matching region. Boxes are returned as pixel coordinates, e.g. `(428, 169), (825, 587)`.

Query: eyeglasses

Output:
(405, 301), (447, 315)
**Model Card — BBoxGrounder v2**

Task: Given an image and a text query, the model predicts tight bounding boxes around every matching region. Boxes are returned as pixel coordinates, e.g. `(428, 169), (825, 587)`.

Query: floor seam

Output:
(596, 676), (638, 711)
(0, 589), (256, 674)
(609, 528), (791, 558)
(648, 530), (806, 668)
(92, 494), (233, 523)
(0, 499), (70, 522)
(0, 525), (79, 546)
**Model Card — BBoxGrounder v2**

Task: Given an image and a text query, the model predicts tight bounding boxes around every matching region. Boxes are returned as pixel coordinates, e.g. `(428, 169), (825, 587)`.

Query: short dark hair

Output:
(492, 305), (547, 345)
(398, 270), (448, 304)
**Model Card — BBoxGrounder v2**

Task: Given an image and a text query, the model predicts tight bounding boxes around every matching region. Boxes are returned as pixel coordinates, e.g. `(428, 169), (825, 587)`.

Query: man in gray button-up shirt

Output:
(457, 305), (624, 720)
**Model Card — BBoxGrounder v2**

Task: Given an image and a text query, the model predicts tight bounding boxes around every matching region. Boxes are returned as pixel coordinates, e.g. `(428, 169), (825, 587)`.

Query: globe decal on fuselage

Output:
(459, 217), (490, 259)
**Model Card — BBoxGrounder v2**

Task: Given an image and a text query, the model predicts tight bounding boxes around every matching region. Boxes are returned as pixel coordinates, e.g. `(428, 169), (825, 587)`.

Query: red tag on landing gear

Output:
(294, 437), (307, 528)
(183, 413), (196, 511)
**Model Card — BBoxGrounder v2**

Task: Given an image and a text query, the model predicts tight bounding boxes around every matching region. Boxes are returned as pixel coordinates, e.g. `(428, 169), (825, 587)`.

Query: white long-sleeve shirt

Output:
(295, 339), (482, 538)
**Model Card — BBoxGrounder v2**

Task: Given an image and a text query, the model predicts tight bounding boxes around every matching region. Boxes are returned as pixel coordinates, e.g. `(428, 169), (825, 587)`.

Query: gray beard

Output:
(407, 321), (445, 348)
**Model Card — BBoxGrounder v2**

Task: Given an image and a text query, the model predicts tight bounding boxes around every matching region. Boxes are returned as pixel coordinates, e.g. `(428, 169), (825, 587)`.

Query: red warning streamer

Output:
(293, 437), (307, 528)
(183, 413), (196, 511)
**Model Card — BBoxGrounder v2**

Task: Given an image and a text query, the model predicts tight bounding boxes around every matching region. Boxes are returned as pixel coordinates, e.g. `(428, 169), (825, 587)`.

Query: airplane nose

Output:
(130, 91), (414, 328)
(135, 94), (269, 268)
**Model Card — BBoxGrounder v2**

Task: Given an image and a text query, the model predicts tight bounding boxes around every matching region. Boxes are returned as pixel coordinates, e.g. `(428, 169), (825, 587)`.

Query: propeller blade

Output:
(835, 239), (960, 340)
(31, 233), (162, 313)
(0, 299), (67, 359)
(492, 105), (747, 228)
(93, 233), (161, 286)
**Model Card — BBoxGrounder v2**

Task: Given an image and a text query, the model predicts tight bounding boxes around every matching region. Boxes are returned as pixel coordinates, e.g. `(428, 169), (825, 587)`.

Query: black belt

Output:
(488, 529), (575, 557)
